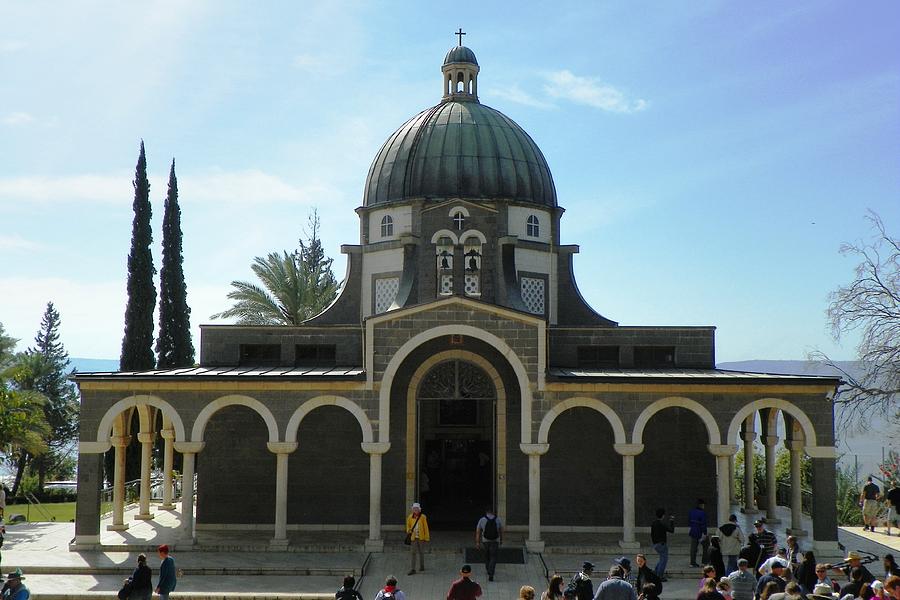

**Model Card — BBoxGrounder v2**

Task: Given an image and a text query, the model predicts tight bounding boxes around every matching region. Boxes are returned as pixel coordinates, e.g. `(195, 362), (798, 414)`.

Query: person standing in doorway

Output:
(406, 502), (430, 576)
(446, 564), (482, 600)
(861, 476), (881, 533)
(475, 507), (503, 582)
(650, 508), (675, 580)
(154, 545), (176, 600)
(689, 499), (709, 568)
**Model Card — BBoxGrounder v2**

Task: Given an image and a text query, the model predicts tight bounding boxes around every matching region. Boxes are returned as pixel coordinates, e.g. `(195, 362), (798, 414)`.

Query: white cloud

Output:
(487, 86), (556, 110)
(0, 234), (42, 251)
(0, 170), (342, 207)
(3, 112), (35, 126)
(543, 70), (648, 113)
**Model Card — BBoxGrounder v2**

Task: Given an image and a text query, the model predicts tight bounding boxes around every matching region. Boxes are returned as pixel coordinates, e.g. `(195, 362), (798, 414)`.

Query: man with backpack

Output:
(475, 507), (503, 582)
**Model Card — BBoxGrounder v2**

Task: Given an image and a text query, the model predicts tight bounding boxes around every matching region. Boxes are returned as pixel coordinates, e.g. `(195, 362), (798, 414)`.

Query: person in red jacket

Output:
(447, 564), (482, 600)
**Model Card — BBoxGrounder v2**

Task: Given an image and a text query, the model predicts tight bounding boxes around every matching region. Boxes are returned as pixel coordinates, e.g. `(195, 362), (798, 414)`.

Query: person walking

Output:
(572, 562), (595, 600)
(336, 575), (363, 600)
(475, 507), (503, 582)
(860, 476), (881, 533)
(520, 586), (536, 600)
(0, 486), (6, 521)
(719, 514), (745, 575)
(594, 565), (637, 600)
(126, 554), (152, 600)
(543, 575), (565, 600)
(405, 502), (429, 576)
(446, 564), (482, 600)
(2, 569), (29, 600)
(886, 484), (900, 536)
(154, 545), (176, 600)
(728, 558), (757, 600)
(689, 499), (709, 568)
(634, 554), (662, 595)
(650, 508), (675, 580)
(755, 560), (787, 599)
(709, 536), (726, 580)
(374, 576), (406, 600)
(753, 521), (777, 569)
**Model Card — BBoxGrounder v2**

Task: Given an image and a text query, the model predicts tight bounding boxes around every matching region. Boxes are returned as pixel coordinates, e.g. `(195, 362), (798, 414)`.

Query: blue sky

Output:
(1, 1), (897, 363)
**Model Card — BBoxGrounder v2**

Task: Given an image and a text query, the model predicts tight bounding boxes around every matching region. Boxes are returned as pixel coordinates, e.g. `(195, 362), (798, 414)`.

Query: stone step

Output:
(3, 565), (358, 577)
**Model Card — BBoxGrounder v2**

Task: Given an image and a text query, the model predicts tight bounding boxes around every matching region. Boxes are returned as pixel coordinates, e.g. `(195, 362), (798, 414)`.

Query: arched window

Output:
(452, 211), (466, 231)
(380, 215), (393, 238)
(526, 214), (540, 238)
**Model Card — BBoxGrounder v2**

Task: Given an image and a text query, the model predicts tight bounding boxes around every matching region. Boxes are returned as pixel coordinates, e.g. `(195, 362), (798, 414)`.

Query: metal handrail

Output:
(23, 491), (55, 521)
(776, 481), (813, 515)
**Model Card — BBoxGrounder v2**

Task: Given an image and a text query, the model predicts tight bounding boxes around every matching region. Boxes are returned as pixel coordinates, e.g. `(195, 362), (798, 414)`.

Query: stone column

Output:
(808, 447), (839, 553)
(520, 443), (549, 553)
(108, 435), (131, 531)
(135, 432), (155, 520)
(74, 443), (108, 546)
(786, 439), (807, 536)
(614, 443), (645, 549)
(174, 441), (204, 543)
(709, 444), (740, 525)
(160, 428), (176, 509)
(740, 418), (758, 513)
(729, 455), (737, 506)
(362, 442), (391, 552)
(267, 442), (298, 547)
(762, 434), (781, 524)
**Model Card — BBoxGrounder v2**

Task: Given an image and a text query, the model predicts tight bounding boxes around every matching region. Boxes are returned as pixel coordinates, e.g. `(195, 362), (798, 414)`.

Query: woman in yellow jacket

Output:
(406, 502), (430, 575)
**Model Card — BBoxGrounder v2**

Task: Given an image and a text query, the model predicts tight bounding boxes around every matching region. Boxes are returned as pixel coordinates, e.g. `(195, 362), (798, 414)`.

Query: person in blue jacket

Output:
(155, 545), (176, 600)
(688, 499), (709, 568)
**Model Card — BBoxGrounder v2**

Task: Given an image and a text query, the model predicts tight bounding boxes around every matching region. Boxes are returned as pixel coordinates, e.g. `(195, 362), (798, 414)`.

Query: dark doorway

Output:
(417, 359), (495, 529)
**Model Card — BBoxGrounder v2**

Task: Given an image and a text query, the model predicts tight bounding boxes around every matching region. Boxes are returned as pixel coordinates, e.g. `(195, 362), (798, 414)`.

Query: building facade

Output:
(74, 42), (841, 553)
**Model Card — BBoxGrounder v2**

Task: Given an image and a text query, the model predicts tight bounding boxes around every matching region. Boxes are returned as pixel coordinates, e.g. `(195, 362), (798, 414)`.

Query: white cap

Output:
(412, 502), (421, 509)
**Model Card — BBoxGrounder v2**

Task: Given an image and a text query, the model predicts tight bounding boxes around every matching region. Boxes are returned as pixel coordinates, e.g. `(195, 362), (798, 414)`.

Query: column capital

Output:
(708, 444), (740, 457)
(159, 429), (176, 440)
(740, 431), (757, 442)
(267, 442), (298, 454)
(110, 435), (131, 448)
(762, 435), (779, 447)
(613, 443), (645, 456)
(79, 441), (111, 454)
(519, 443), (549, 456)
(137, 432), (155, 444)
(361, 442), (391, 455)
(174, 441), (205, 454)
(805, 446), (838, 459)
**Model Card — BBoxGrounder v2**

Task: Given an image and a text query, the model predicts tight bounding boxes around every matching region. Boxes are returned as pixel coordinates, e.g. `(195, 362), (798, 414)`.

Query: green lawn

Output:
(5, 502), (83, 522)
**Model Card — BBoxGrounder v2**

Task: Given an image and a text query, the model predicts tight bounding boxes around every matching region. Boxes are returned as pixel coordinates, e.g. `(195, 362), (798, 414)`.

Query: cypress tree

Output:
(156, 159), (195, 368)
(120, 141), (156, 371)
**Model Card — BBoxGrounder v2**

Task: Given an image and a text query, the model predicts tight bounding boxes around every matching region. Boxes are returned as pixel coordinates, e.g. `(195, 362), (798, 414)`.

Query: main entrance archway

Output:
(416, 358), (496, 528)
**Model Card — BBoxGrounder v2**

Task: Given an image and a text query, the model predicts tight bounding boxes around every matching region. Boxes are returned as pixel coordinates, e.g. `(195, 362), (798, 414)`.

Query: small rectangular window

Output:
(295, 344), (337, 367)
(239, 344), (281, 366)
(633, 346), (675, 368)
(577, 346), (620, 369)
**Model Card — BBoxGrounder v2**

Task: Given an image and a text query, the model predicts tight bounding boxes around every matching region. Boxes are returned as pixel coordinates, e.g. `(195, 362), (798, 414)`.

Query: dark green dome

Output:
(363, 100), (557, 207)
(443, 45), (478, 66)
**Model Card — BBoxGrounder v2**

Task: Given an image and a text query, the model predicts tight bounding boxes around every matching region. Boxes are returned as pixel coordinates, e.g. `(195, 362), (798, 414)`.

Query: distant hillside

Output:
(717, 359), (861, 378)
(70, 357), (119, 373)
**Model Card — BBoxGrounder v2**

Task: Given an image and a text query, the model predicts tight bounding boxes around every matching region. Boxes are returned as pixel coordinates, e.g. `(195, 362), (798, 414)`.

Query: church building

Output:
(73, 39), (842, 553)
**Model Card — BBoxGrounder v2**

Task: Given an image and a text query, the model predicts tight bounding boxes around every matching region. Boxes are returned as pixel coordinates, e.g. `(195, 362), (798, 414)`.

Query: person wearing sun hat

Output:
(2, 568), (29, 600)
(830, 551), (875, 585)
(806, 583), (839, 600)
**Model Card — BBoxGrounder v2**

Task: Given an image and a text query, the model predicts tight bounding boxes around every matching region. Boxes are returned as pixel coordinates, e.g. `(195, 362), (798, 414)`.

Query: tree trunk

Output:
(12, 451), (29, 496)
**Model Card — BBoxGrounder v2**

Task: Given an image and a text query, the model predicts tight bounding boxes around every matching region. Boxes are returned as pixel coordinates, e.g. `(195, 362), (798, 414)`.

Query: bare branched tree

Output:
(811, 211), (899, 427)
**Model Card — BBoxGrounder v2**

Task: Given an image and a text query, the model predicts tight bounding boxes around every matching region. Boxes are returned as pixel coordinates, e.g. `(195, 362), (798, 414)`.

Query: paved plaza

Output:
(2, 501), (888, 599)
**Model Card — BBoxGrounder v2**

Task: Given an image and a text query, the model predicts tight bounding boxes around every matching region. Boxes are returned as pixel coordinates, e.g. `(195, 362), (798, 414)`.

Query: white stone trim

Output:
(448, 205), (470, 218)
(459, 229), (487, 244)
(725, 398), (818, 448)
(191, 394), (280, 443)
(805, 446), (838, 459)
(95, 395), (187, 444)
(79, 441), (111, 454)
(284, 395), (375, 444)
(430, 229), (459, 245)
(632, 396), (721, 445)
(537, 397), (628, 445)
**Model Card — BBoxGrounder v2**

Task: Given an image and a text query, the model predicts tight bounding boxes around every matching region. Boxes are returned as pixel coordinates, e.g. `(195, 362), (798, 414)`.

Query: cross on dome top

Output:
(455, 28), (466, 46)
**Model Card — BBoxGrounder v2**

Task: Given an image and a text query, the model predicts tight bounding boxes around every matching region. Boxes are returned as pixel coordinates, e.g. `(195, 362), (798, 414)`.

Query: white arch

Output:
(632, 396), (721, 445)
(448, 205), (470, 218)
(96, 395), (186, 443)
(378, 324), (534, 444)
(430, 229), (459, 245)
(726, 398), (818, 448)
(285, 395), (374, 444)
(460, 229), (487, 245)
(537, 397), (627, 445)
(191, 394), (280, 443)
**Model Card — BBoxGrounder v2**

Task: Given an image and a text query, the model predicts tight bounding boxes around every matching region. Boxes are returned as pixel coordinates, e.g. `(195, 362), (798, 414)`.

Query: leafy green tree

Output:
(2, 352), (51, 494)
(0, 323), (17, 370)
(211, 210), (338, 325)
(26, 302), (80, 489)
(156, 159), (195, 368)
(120, 140), (157, 371)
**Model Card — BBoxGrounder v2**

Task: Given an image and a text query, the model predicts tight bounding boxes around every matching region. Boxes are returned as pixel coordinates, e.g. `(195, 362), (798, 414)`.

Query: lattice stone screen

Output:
(464, 273), (480, 295)
(374, 277), (400, 313)
(439, 274), (453, 296)
(520, 277), (545, 315)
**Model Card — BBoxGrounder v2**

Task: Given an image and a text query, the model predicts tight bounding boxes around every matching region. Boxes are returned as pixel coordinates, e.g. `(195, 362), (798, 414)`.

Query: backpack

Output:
(483, 515), (499, 540)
